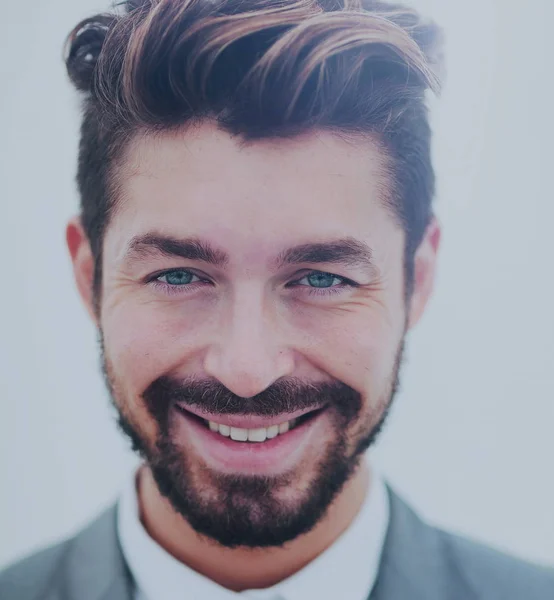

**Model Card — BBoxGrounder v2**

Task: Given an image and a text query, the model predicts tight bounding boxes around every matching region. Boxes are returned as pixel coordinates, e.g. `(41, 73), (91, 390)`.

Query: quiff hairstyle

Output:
(65, 0), (444, 300)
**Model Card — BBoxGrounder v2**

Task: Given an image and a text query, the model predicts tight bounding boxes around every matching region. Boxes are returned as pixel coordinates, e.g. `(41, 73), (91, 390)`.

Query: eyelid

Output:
(146, 267), (207, 284)
(289, 270), (359, 287)
(145, 267), (359, 299)
(157, 271), (200, 282)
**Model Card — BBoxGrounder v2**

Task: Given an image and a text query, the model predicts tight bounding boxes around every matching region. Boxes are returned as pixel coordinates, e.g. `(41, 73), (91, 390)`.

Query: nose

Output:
(203, 287), (295, 398)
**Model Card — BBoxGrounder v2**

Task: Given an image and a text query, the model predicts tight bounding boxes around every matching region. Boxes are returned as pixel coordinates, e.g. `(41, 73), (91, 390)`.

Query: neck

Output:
(137, 460), (371, 592)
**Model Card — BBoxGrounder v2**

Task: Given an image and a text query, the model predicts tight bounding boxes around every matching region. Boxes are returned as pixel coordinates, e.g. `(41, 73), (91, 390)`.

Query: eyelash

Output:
(148, 269), (359, 297)
(289, 273), (359, 297)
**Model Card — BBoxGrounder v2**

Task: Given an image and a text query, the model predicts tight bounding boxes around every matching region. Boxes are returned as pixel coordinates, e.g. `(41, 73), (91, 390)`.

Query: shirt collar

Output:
(118, 464), (389, 600)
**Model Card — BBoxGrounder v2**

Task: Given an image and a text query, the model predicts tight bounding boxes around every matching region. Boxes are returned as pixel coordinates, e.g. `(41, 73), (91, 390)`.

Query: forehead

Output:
(107, 123), (400, 261)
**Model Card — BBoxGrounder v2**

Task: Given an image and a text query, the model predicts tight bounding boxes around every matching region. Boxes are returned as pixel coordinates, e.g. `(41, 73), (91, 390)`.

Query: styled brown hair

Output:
(65, 0), (443, 299)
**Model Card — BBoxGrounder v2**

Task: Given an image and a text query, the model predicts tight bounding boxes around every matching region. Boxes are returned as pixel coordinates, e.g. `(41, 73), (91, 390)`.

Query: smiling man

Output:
(1, 0), (553, 599)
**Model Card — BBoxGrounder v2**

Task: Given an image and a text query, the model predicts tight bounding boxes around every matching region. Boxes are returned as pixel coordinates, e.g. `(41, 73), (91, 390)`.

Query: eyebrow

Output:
(125, 234), (375, 273)
(126, 234), (229, 267)
(273, 238), (374, 272)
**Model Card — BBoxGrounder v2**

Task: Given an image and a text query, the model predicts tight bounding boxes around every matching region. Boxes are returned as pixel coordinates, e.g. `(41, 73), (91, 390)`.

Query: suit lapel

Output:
(99, 576), (134, 600)
(61, 505), (133, 600)
(368, 487), (468, 600)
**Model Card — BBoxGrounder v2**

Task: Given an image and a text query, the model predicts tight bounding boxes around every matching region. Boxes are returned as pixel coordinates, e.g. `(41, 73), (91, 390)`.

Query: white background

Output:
(1, 0), (553, 571)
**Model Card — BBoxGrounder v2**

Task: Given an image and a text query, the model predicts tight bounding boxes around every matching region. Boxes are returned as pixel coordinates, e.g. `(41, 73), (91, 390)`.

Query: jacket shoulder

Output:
(0, 540), (70, 600)
(441, 529), (554, 600)
(0, 504), (123, 600)
(378, 488), (554, 600)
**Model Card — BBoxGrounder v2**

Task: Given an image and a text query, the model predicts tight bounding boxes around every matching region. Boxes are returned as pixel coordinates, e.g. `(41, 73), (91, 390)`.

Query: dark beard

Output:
(103, 340), (404, 549)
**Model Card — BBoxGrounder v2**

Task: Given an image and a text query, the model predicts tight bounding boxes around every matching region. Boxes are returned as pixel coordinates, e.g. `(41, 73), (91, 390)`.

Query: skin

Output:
(67, 122), (440, 591)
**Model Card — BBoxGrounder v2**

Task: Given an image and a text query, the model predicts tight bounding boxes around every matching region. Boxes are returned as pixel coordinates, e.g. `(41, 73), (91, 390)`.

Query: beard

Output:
(102, 338), (405, 549)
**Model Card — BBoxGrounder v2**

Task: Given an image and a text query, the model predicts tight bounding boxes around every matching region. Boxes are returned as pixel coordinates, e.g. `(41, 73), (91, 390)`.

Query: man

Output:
(1, 0), (552, 598)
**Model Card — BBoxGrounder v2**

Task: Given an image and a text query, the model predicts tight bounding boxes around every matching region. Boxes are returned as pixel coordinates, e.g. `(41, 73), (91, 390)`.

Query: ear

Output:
(66, 217), (98, 323)
(407, 217), (441, 330)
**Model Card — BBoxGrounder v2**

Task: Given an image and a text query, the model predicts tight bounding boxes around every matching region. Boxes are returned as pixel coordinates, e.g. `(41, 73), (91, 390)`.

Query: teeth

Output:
(279, 421), (290, 434)
(208, 419), (297, 442)
(266, 425), (279, 439)
(230, 427), (248, 442)
(248, 428), (267, 443)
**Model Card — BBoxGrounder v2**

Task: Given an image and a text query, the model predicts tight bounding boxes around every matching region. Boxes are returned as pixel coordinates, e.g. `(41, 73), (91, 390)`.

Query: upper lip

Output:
(174, 403), (325, 429)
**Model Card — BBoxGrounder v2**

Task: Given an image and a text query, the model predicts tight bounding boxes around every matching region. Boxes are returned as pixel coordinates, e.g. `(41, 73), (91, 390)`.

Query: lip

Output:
(173, 402), (324, 429)
(171, 404), (329, 476)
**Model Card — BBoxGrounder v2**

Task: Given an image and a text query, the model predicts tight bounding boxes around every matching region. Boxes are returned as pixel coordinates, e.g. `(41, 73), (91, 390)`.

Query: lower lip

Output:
(171, 406), (328, 475)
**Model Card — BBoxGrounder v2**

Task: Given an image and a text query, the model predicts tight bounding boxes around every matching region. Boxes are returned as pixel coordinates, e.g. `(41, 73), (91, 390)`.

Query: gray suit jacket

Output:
(1, 487), (553, 600)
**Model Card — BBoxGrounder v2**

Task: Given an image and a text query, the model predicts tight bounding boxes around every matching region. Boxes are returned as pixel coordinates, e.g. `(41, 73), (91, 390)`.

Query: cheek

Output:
(291, 301), (404, 396)
(101, 296), (211, 397)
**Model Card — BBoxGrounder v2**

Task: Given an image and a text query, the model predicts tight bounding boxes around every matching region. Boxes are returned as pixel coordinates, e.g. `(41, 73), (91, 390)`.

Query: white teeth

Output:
(208, 420), (297, 442)
(266, 425), (279, 439)
(279, 421), (290, 434)
(230, 427), (248, 442)
(248, 428), (267, 443)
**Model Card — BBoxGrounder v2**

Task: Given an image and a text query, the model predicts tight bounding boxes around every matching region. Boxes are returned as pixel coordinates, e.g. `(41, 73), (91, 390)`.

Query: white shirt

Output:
(117, 466), (390, 600)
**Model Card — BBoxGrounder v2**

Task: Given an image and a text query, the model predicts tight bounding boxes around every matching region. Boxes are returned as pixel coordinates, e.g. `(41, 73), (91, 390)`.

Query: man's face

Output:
(69, 123), (438, 548)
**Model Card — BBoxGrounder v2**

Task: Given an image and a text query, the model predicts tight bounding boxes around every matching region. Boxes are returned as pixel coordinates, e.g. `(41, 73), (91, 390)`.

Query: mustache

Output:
(142, 376), (362, 420)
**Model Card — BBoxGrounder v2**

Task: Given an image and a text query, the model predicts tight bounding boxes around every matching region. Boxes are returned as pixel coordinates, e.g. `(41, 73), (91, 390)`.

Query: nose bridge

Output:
(203, 283), (294, 397)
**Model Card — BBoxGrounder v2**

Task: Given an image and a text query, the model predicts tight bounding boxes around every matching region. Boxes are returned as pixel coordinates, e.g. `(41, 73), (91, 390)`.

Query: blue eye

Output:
(150, 269), (355, 298)
(157, 270), (199, 286)
(298, 272), (344, 288)
(290, 271), (359, 297)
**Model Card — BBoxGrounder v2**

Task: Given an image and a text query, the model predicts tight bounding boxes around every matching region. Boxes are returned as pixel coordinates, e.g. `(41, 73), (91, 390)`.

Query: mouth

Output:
(175, 404), (325, 442)
(172, 404), (329, 475)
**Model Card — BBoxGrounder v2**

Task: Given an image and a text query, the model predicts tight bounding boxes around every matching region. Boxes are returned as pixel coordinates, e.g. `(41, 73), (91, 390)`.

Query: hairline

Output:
(104, 118), (404, 233)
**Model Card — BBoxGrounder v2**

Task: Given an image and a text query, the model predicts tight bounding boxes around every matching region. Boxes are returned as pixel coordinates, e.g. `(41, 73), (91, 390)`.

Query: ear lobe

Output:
(66, 217), (98, 323)
(407, 217), (441, 330)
